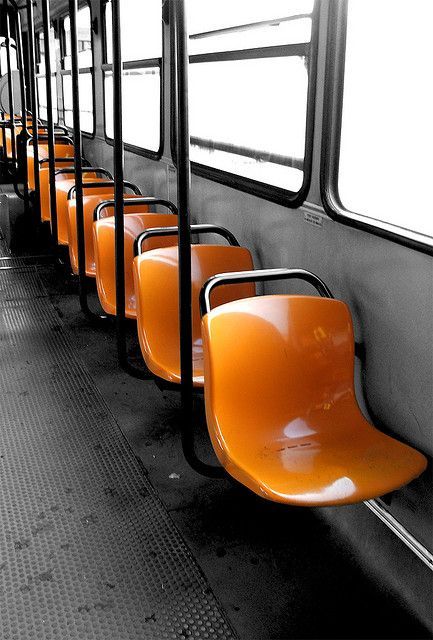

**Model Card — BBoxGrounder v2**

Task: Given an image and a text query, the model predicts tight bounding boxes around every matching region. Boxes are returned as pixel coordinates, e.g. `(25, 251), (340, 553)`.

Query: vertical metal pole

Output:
(4, 1), (17, 168)
(26, 0), (41, 217)
(112, 0), (127, 364)
(172, 0), (223, 477)
(41, 0), (59, 245)
(69, 0), (87, 309)
(173, 0), (194, 465)
(0, 38), (6, 157)
(15, 9), (29, 214)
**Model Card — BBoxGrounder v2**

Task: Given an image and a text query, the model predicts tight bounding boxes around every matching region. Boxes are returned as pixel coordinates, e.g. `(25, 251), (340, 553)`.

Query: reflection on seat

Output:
(133, 244), (255, 386)
(201, 295), (427, 506)
(94, 212), (178, 317)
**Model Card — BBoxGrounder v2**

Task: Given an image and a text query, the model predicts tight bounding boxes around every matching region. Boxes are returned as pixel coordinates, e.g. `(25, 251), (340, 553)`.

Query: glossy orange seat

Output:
(52, 176), (107, 245)
(27, 141), (74, 190)
(201, 294), (427, 506)
(133, 244), (255, 386)
(67, 194), (148, 278)
(94, 212), (178, 318)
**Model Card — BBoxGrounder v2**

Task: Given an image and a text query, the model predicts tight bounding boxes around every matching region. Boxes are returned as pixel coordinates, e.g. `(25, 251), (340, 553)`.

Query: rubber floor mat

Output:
(0, 266), (235, 640)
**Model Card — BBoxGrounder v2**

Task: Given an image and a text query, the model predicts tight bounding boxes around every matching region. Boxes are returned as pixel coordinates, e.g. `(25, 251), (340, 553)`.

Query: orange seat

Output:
(39, 161), (78, 220)
(201, 295), (427, 506)
(27, 141), (74, 190)
(94, 212), (178, 318)
(52, 176), (106, 245)
(133, 244), (255, 386)
(67, 194), (149, 278)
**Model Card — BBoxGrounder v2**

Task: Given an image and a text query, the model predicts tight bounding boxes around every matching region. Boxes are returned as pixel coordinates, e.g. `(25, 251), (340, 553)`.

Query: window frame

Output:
(58, 0), (96, 138)
(170, 0), (320, 209)
(101, 0), (164, 161)
(320, 0), (433, 256)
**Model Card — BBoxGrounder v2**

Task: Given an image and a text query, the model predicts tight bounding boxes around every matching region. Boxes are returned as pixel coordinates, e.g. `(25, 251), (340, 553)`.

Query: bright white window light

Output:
(338, 0), (433, 240)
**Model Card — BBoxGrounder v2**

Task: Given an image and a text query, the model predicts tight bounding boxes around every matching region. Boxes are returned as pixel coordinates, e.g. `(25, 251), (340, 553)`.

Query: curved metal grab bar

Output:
(58, 166), (112, 178)
(199, 267), (334, 317)
(94, 196), (178, 222)
(27, 135), (74, 146)
(39, 156), (89, 167)
(135, 223), (240, 257)
(67, 179), (140, 200)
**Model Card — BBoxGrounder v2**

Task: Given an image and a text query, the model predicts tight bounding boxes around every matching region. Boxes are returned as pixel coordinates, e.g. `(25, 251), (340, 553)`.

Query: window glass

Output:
(338, 0), (433, 239)
(188, 0), (313, 34)
(190, 57), (307, 191)
(188, 0), (313, 55)
(37, 75), (58, 124)
(104, 0), (162, 63)
(62, 6), (93, 70)
(37, 28), (56, 72)
(62, 72), (93, 133)
(103, 0), (162, 153)
(187, 0), (314, 194)
(61, 4), (94, 134)
(0, 37), (18, 72)
(104, 67), (161, 152)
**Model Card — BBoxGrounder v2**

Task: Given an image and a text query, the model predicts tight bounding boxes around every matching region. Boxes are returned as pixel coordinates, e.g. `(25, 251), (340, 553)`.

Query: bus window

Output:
(326, 0), (433, 246)
(103, 0), (162, 156)
(186, 0), (315, 203)
(60, 4), (94, 134)
(36, 29), (58, 124)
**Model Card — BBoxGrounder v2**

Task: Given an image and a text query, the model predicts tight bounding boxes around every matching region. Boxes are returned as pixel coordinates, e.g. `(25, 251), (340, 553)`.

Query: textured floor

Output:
(0, 266), (235, 640)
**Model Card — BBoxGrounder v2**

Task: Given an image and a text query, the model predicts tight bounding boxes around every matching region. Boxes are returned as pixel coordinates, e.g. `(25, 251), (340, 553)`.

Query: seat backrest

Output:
(202, 295), (355, 441)
(133, 244), (255, 376)
(93, 212), (179, 317)
(27, 142), (74, 190)
(39, 169), (98, 222)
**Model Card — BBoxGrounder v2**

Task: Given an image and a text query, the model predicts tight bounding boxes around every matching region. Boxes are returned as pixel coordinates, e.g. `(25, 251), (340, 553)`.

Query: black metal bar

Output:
(67, 179), (140, 200)
(102, 57), (160, 72)
(135, 223), (240, 256)
(112, 0), (127, 370)
(30, 135), (74, 145)
(59, 166), (112, 177)
(200, 268), (334, 317)
(111, 0), (150, 380)
(67, 180), (113, 200)
(41, 0), (59, 246)
(190, 42), (309, 64)
(28, 124), (69, 135)
(41, 157), (86, 168)
(59, 65), (92, 75)
(173, 0), (223, 478)
(190, 13), (312, 40)
(94, 196), (177, 222)
(4, 1), (17, 168)
(69, 0), (106, 322)
(0, 36), (6, 163)
(26, 0), (40, 214)
(15, 9), (30, 214)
